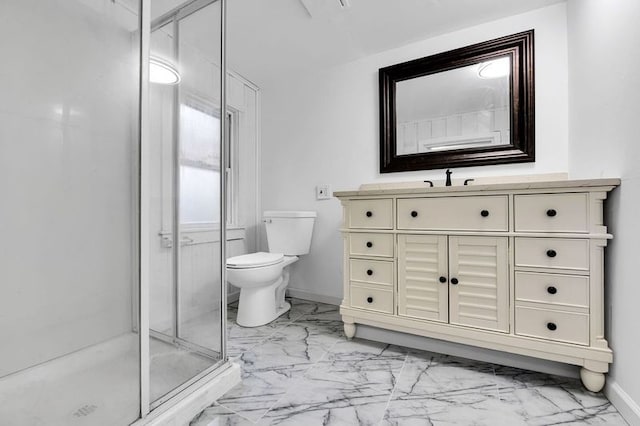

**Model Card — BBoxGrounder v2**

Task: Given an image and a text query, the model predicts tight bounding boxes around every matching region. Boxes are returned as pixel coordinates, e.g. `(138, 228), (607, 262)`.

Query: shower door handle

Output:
(159, 235), (194, 248)
(180, 236), (194, 246)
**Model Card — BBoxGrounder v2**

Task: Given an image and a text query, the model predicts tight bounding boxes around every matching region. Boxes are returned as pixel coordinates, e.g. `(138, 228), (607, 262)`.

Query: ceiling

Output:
(227, 0), (565, 86)
(151, 0), (566, 87)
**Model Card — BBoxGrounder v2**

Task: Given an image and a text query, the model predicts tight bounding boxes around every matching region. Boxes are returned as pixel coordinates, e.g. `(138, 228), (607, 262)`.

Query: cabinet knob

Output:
(546, 249), (557, 258)
(450, 278), (459, 285)
(411, 210), (418, 218)
(547, 286), (557, 295)
(366, 211), (373, 217)
(439, 276), (447, 283)
(546, 209), (557, 217)
(367, 297), (373, 303)
(480, 210), (489, 217)
(547, 322), (557, 331)
(366, 241), (373, 248)
(367, 269), (373, 276)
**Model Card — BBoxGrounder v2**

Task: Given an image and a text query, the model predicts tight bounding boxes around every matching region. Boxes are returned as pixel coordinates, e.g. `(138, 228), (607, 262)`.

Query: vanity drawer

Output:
(515, 238), (589, 271)
(397, 196), (508, 231)
(348, 199), (393, 229)
(350, 259), (393, 287)
(514, 193), (589, 233)
(515, 306), (589, 345)
(349, 233), (394, 258)
(515, 272), (589, 308)
(350, 284), (394, 314)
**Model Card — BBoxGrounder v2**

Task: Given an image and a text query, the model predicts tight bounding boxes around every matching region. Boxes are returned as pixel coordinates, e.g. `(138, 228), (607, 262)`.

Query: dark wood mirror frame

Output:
(379, 30), (535, 173)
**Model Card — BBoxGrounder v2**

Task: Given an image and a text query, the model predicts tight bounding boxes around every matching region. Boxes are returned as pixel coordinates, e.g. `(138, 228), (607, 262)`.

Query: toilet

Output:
(226, 211), (316, 327)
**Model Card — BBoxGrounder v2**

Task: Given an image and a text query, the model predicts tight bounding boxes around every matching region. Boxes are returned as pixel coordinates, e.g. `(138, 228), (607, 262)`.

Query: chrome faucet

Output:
(445, 169), (452, 186)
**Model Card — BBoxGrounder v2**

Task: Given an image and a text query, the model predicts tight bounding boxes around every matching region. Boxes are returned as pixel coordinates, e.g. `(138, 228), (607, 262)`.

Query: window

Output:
(178, 97), (235, 226)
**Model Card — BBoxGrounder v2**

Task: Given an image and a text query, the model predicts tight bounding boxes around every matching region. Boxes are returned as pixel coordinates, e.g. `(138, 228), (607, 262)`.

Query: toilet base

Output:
(235, 264), (294, 327)
(236, 286), (291, 327)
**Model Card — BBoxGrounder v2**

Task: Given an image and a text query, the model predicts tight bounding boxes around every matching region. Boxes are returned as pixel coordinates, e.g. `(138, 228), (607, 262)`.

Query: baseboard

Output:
(606, 381), (640, 426)
(285, 288), (341, 306)
(357, 324), (580, 379)
(228, 288), (340, 306)
(227, 291), (240, 304)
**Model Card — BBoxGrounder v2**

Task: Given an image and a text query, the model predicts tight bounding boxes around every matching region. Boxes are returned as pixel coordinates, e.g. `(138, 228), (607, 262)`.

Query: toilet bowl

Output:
(227, 252), (298, 327)
(226, 211), (316, 327)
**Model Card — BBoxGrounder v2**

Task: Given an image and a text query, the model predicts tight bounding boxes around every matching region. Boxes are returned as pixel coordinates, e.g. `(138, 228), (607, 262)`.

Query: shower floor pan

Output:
(0, 333), (215, 426)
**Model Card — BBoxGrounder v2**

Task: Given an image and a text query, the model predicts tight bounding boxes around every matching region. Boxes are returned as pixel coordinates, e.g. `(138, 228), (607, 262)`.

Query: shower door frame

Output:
(138, 0), (229, 418)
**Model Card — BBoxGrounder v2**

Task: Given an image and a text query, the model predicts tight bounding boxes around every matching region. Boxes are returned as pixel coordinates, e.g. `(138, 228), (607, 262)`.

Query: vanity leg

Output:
(344, 322), (356, 340)
(580, 368), (605, 392)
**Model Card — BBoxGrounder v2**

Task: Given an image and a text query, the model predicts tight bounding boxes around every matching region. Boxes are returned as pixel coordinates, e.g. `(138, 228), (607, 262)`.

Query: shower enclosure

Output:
(0, 0), (235, 424)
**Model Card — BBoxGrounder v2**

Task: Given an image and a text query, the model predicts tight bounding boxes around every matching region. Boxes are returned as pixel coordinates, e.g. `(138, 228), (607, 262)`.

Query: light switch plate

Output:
(316, 184), (331, 200)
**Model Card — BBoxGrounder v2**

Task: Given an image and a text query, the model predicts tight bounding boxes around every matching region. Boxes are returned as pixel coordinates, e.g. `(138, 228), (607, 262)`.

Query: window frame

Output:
(177, 92), (239, 230)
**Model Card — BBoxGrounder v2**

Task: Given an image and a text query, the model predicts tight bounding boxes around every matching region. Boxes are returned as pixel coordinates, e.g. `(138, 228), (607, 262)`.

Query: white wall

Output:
(0, 0), (139, 375)
(261, 4), (569, 301)
(567, 0), (640, 421)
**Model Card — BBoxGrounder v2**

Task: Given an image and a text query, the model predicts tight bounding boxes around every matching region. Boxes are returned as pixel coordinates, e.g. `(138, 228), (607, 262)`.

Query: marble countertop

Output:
(333, 177), (621, 197)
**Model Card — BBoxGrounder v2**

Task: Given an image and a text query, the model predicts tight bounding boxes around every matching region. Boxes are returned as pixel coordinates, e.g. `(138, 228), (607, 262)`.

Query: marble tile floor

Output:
(191, 299), (627, 426)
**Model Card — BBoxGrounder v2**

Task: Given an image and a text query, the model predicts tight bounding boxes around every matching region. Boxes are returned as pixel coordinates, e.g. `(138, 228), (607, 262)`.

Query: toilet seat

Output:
(227, 252), (284, 269)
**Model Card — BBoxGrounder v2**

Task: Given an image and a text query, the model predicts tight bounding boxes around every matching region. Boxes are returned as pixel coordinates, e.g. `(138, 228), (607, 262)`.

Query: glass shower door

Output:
(147, 0), (225, 407)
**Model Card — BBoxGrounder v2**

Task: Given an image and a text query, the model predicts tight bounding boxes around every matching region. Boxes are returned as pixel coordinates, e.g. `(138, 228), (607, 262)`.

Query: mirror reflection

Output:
(396, 56), (511, 155)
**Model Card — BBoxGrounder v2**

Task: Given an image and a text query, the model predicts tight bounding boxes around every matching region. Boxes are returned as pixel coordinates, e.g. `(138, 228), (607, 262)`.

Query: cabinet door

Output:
(397, 234), (448, 322)
(449, 236), (509, 332)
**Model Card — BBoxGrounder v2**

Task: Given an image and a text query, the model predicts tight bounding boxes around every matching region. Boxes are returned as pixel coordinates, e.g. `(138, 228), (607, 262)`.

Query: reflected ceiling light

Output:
(478, 57), (510, 79)
(150, 57), (181, 85)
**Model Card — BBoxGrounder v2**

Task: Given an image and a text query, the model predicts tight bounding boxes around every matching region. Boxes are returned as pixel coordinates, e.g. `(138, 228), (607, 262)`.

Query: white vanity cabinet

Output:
(335, 178), (619, 392)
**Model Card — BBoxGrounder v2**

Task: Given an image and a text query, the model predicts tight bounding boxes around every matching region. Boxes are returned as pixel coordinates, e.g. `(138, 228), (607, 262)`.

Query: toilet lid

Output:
(226, 252), (284, 269)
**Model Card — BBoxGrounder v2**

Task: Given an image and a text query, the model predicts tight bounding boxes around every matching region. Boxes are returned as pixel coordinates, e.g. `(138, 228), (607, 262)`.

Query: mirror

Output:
(380, 30), (535, 173)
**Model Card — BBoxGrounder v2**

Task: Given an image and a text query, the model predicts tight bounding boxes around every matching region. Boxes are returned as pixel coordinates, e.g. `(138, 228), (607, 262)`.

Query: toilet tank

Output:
(264, 211), (316, 255)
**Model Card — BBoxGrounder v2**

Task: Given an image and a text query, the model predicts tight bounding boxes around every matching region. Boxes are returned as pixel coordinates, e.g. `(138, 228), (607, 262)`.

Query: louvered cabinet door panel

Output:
(449, 236), (509, 332)
(397, 234), (448, 322)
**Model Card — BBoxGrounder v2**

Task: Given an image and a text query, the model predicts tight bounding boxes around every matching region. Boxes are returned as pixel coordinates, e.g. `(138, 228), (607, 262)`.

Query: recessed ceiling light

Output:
(150, 57), (181, 85)
(478, 57), (510, 79)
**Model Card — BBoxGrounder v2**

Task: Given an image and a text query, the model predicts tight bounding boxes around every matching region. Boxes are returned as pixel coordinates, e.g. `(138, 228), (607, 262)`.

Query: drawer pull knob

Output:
(450, 278), (459, 285)
(547, 209), (557, 217)
(546, 249), (557, 258)
(411, 210), (418, 218)
(366, 211), (373, 217)
(439, 276), (447, 283)
(366, 241), (373, 248)
(367, 297), (373, 303)
(367, 269), (373, 276)
(480, 210), (489, 217)
(547, 286), (557, 295)
(547, 322), (557, 331)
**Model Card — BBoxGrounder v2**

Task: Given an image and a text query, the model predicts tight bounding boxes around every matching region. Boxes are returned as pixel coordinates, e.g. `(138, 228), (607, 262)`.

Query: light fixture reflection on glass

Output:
(150, 57), (181, 85)
(478, 57), (510, 79)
